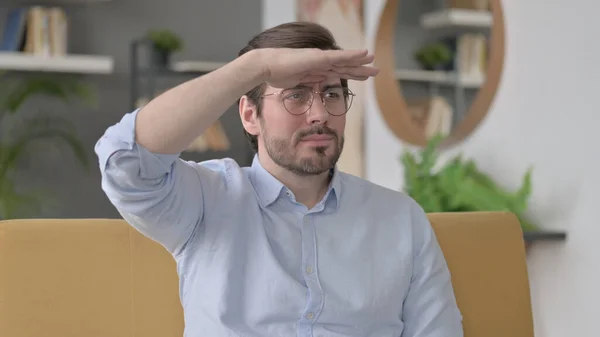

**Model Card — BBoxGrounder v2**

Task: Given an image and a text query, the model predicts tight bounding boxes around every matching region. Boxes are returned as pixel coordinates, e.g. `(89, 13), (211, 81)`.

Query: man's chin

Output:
(299, 148), (333, 159)
(299, 152), (337, 167)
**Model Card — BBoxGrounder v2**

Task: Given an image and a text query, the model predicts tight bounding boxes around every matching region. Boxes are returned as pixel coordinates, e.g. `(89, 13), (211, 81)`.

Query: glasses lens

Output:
(282, 87), (313, 115)
(280, 87), (354, 116)
(323, 87), (353, 116)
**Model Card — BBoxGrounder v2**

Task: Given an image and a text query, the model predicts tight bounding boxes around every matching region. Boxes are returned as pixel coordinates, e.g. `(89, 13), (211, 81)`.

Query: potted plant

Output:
(146, 29), (184, 68)
(0, 72), (94, 218)
(414, 42), (452, 71)
(400, 135), (537, 231)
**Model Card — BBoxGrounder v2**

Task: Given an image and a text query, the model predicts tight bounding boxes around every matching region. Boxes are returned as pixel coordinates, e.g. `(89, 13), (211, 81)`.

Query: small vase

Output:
(151, 48), (170, 68)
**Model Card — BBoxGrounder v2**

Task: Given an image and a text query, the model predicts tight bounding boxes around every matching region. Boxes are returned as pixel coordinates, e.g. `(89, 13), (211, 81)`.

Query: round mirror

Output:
(373, 0), (505, 147)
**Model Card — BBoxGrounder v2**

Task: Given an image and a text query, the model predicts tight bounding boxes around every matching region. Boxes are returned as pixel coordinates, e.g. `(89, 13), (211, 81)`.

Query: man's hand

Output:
(259, 48), (379, 89)
(134, 47), (378, 155)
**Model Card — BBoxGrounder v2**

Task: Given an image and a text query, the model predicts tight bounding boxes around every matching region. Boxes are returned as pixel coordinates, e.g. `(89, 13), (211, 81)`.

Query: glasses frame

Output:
(260, 86), (356, 116)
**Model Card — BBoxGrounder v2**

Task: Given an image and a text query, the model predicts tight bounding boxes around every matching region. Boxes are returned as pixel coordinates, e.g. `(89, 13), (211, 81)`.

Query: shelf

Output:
(170, 60), (227, 74)
(0, 52), (114, 74)
(395, 69), (484, 88)
(5, 0), (112, 4)
(523, 230), (567, 242)
(420, 9), (492, 29)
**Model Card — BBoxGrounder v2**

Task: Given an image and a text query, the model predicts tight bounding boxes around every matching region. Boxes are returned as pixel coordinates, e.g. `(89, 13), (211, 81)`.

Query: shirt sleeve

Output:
(401, 201), (464, 337)
(94, 109), (227, 256)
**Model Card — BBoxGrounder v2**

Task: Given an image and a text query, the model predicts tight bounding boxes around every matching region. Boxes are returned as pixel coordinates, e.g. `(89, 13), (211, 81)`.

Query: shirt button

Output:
(306, 266), (314, 274)
(306, 312), (315, 319)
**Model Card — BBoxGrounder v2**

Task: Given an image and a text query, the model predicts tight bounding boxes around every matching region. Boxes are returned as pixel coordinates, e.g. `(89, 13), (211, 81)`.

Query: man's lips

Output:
(298, 134), (335, 147)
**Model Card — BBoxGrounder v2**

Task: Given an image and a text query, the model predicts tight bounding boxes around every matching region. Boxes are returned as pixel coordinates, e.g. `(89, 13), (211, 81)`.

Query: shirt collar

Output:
(249, 154), (342, 209)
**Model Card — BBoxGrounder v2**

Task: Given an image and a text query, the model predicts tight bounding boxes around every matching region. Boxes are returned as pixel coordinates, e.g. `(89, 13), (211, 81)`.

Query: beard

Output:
(262, 124), (344, 176)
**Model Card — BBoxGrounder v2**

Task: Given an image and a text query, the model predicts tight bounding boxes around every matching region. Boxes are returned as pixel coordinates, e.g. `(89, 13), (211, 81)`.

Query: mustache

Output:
(295, 125), (338, 143)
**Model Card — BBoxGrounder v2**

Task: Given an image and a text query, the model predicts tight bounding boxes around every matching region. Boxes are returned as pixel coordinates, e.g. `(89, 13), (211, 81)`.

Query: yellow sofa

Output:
(0, 212), (534, 337)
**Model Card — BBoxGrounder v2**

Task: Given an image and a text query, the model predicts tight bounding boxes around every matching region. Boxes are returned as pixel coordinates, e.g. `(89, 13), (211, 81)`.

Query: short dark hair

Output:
(238, 21), (347, 153)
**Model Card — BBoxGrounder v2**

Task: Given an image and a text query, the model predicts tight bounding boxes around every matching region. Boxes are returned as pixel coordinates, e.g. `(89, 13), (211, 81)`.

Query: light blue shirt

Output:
(95, 109), (463, 337)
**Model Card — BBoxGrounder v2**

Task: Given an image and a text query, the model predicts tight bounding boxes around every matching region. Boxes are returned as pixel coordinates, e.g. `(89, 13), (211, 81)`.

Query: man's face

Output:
(257, 79), (348, 176)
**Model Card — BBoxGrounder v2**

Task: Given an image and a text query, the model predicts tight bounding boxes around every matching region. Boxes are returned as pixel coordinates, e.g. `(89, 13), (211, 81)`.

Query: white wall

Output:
(262, 0), (296, 29)
(364, 0), (599, 336)
(262, 1), (598, 335)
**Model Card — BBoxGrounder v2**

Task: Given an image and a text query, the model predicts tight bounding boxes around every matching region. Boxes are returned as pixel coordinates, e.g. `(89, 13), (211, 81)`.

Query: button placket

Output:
(298, 214), (323, 332)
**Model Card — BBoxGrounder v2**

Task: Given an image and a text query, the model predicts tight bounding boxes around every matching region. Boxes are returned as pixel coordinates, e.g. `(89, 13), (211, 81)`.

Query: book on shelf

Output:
(0, 5), (68, 56)
(407, 96), (453, 140)
(457, 33), (487, 81)
(439, 33), (487, 82)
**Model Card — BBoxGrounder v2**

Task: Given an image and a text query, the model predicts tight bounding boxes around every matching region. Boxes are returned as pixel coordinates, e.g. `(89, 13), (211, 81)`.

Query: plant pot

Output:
(151, 48), (171, 68)
(424, 63), (448, 71)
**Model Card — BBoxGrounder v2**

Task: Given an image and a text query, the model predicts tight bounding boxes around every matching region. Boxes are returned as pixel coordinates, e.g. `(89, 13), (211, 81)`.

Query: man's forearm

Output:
(134, 49), (266, 154)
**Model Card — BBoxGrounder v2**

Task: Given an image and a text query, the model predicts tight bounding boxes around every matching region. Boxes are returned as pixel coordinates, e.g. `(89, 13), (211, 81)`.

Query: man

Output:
(96, 22), (463, 337)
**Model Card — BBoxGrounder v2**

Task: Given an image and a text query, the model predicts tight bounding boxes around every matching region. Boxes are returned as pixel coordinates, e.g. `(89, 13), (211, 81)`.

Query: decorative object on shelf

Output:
(186, 121), (230, 153)
(296, 0), (366, 178)
(373, 0), (505, 148)
(0, 72), (94, 218)
(401, 135), (537, 231)
(414, 42), (452, 71)
(146, 29), (184, 68)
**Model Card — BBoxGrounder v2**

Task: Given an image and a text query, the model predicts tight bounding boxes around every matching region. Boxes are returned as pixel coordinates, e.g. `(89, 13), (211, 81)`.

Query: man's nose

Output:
(306, 96), (329, 124)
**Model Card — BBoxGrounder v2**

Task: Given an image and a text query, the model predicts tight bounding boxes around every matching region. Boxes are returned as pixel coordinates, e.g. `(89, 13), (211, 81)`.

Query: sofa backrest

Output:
(428, 211), (534, 337)
(0, 218), (184, 337)
(0, 212), (533, 337)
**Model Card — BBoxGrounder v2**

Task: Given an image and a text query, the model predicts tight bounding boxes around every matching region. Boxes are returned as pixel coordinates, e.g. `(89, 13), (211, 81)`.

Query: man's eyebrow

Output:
(291, 84), (312, 89)
(322, 84), (343, 91)
(290, 83), (343, 90)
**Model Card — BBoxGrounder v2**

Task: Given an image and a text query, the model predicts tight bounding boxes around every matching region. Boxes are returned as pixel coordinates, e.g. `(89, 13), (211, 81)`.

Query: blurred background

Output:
(0, 0), (595, 336)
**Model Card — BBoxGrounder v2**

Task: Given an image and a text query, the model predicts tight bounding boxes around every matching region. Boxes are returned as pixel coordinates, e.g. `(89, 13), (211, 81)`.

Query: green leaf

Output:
(0, 74), (93, 219)
(1, 114), (89, 172)
(0, 115), (89, 206)
(0, 178), (44, 219)
(399, 136), (538, 231)
(503, 166), (533, 215)
(147, 29), (184, 52)
(1, 76), (96, 114)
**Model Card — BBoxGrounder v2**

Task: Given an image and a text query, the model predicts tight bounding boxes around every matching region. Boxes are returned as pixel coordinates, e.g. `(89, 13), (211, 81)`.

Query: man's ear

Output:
(239, 95), (260, 136)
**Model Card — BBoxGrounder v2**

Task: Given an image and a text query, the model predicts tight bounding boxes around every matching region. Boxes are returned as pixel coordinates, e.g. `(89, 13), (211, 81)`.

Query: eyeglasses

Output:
(260, 86), (355, 116)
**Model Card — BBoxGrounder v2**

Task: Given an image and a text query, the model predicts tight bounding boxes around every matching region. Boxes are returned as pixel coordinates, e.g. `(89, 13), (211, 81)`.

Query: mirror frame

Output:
(373, 0), (505, 147)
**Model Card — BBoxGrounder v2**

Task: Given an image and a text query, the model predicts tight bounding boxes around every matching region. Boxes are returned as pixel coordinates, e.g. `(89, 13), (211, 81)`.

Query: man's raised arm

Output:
(95, 48), (378, 255)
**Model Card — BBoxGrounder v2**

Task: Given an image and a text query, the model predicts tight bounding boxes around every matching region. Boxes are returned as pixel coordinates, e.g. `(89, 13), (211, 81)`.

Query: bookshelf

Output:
(3, 0), (112, 5)
(129, 38), (250, 164)
(0, 52), (113, 73)
(396, 4), (493, 143)
(128, 39), (229, 110)
(524, 230), (567, 243)
(0, 5), (115, 74)
(170, 60), (226, 73)
(420, 9), (493, 29)
(395, 69), (484, 88)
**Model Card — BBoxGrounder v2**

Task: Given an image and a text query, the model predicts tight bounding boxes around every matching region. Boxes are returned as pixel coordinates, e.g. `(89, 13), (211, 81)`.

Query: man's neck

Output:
(258, 153), (331, 209)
